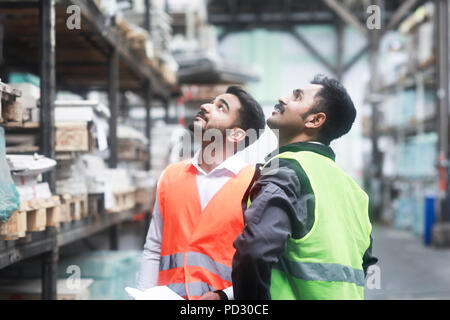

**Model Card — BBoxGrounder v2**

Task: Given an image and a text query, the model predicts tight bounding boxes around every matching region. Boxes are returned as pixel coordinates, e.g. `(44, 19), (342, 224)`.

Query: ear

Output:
(304, 112), (326, 129)
(226, 127), (246, 143)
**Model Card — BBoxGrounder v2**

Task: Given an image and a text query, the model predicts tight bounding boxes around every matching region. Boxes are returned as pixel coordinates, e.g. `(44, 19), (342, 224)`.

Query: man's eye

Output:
(218, 105), (224, 110)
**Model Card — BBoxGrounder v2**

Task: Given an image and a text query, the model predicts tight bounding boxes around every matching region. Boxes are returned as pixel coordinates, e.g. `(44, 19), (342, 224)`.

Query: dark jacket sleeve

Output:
(363, 234), (378, 276)
(232, 166), (302, 300)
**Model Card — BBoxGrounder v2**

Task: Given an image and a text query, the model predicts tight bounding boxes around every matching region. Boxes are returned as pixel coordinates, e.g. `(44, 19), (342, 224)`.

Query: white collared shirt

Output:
(137, 151), (249, 299)
(191, 150), (249, 210)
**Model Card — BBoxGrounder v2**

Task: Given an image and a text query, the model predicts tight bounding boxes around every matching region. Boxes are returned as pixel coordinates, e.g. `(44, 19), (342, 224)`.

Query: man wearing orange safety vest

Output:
(137, 86), (266, 300)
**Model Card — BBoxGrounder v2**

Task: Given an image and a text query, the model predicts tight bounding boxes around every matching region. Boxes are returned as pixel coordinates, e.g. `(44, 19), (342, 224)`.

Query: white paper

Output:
(125, 286), (185, 300)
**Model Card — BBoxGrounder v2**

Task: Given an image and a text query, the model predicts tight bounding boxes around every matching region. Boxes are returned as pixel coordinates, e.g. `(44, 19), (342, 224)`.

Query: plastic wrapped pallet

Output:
(0, 250), (141, 300)
(0, 127), (20, 223)
(57, 250), (141, 300)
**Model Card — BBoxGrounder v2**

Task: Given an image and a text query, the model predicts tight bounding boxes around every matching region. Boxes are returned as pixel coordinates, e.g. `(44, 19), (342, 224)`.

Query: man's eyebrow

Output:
(219, 98), (230, 111)
(293, 89), (304, 97)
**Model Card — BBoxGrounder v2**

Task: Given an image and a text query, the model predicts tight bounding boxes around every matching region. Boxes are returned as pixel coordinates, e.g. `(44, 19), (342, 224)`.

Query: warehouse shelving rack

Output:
(0, 0), (175, 299)
(361, 0), (450, 241)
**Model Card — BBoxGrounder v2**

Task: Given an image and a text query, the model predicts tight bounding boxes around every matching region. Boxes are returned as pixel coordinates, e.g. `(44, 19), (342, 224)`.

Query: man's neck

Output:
(279, 133), (320, 147)
(197, 145), (234, 174)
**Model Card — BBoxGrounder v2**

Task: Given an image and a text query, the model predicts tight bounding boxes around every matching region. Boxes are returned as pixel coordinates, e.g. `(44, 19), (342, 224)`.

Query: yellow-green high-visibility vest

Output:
(248, 151), (372, 300)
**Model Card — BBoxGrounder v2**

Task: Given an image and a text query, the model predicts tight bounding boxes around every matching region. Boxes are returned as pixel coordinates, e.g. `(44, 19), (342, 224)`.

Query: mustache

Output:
(196, 110), (208, 121)
(188, 110), (208, 132)
(274, 103), (285, 114)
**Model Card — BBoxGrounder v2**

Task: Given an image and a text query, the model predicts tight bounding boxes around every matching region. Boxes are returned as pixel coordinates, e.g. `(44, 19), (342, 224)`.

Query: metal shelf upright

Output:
(0, 0), (175, 299)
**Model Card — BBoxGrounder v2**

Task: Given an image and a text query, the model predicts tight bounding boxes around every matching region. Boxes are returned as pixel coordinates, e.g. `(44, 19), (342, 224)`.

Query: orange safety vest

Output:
(156, 160), (254, 299)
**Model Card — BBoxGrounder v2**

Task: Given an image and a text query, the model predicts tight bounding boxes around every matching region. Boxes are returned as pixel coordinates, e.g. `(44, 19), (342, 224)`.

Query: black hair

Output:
(307, 74), (356, 145)
(226, 85), (265, 145)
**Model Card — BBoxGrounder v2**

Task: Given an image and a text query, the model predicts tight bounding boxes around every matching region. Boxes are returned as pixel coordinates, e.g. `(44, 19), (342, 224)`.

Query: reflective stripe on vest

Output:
(274, 256), (365, 287)
(167, 282), (216, 297)
(160, 252), (232, 283)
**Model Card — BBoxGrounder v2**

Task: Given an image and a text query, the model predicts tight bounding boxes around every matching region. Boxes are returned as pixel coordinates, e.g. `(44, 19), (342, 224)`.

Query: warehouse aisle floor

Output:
(365, 224), (450, 300)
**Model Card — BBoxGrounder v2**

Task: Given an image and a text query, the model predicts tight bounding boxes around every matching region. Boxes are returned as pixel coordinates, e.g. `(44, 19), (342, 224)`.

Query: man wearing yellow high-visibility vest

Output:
(232, 75), (378, 300)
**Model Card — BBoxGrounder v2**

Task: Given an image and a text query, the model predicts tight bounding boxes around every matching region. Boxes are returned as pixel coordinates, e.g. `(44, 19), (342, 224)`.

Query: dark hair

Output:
(226, 85), (265, 145)
(307, 74), (356, 145)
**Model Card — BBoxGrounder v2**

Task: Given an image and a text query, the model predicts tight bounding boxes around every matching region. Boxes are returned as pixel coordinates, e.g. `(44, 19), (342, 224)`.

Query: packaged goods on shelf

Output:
(399, 90), (417, 126)
(8, 72), (40, 88)
(393, 181), (436, 237)
(76, 155), (108, 194)
(0, 81), (23, 126)
(417, 20), (434, 66)
(378, 32), (409, 87)
(117, 125), (149, 162)
(130, 170), (156, 211)
(73, 154), (135, 212)
(8, 83), (40, 123)
(399, 2), (435, 68)
(399, 2), (434, 35)
(55, 101), (110, 153)
(55, 122), (93, 153)
(395, 133), (438, 179)
(422, 90), (436, 120)
(150, 123), (187, 180)
(56, 177), (88, 197)
(6, 154), (56, 202)
(0, 128), (20, 223)
(6, 154), (57, 178)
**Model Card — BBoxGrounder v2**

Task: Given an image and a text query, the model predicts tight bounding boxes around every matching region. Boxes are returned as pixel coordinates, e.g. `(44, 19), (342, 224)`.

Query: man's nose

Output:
(200, 103), (209, 113)
(278, 97), (288, 105)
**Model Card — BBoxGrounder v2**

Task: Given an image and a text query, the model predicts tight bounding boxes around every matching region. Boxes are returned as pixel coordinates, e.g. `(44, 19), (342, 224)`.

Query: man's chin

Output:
(189, 120), (205, 132)
(266, 116), (280, 130)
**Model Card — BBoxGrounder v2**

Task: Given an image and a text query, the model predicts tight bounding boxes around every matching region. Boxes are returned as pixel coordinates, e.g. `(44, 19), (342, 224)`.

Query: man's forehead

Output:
(215, 93), (241, 107)
(299, 84), (323, 96)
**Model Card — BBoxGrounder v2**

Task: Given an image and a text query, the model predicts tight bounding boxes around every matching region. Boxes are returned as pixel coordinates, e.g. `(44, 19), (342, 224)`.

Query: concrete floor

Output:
(365, 224), (450, 300)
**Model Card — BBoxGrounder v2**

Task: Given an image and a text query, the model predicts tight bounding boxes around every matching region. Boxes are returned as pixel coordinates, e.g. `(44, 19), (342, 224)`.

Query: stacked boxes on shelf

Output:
(53, 101), (108, 222)
(0, 81), (23, 127)
(0, 82), (61, 240)
(376, 2), (438, 238)
(399, 2), (435, 68)
(395, 133), (438, 179)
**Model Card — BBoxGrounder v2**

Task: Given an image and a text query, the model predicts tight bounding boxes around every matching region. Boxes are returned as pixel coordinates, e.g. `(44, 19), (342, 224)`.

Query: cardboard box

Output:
(55, 121), (91, 152)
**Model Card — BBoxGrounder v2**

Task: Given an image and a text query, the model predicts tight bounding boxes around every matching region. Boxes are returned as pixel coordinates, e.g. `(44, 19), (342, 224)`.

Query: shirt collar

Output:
(264, 141), (336, 162)
(187, 150), (248, 176)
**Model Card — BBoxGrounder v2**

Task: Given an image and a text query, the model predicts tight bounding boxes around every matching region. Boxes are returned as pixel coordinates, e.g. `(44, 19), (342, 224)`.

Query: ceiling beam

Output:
(320, 0), (368, 38)
(208, 12), (335, 25)
(289, 27), (337, 76)
(344, 43), (369, 72)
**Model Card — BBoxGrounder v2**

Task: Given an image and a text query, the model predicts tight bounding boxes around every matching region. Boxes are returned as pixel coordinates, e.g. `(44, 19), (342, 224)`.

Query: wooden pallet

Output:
(25, 196), (61, 231)
(118, 139), (149, 162)
(0, 211), (27, 240)
(88, 193), (105, 217)
(0, 196), (61, 239)
(59, 194), (88, 222)
(107, 188), (136, 213)
(135, 187), (156, 212)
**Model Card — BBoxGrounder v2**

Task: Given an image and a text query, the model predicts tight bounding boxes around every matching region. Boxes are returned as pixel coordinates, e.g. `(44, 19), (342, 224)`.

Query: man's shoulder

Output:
(165, 159), (192, 171)
(158, 159), (192, 185)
